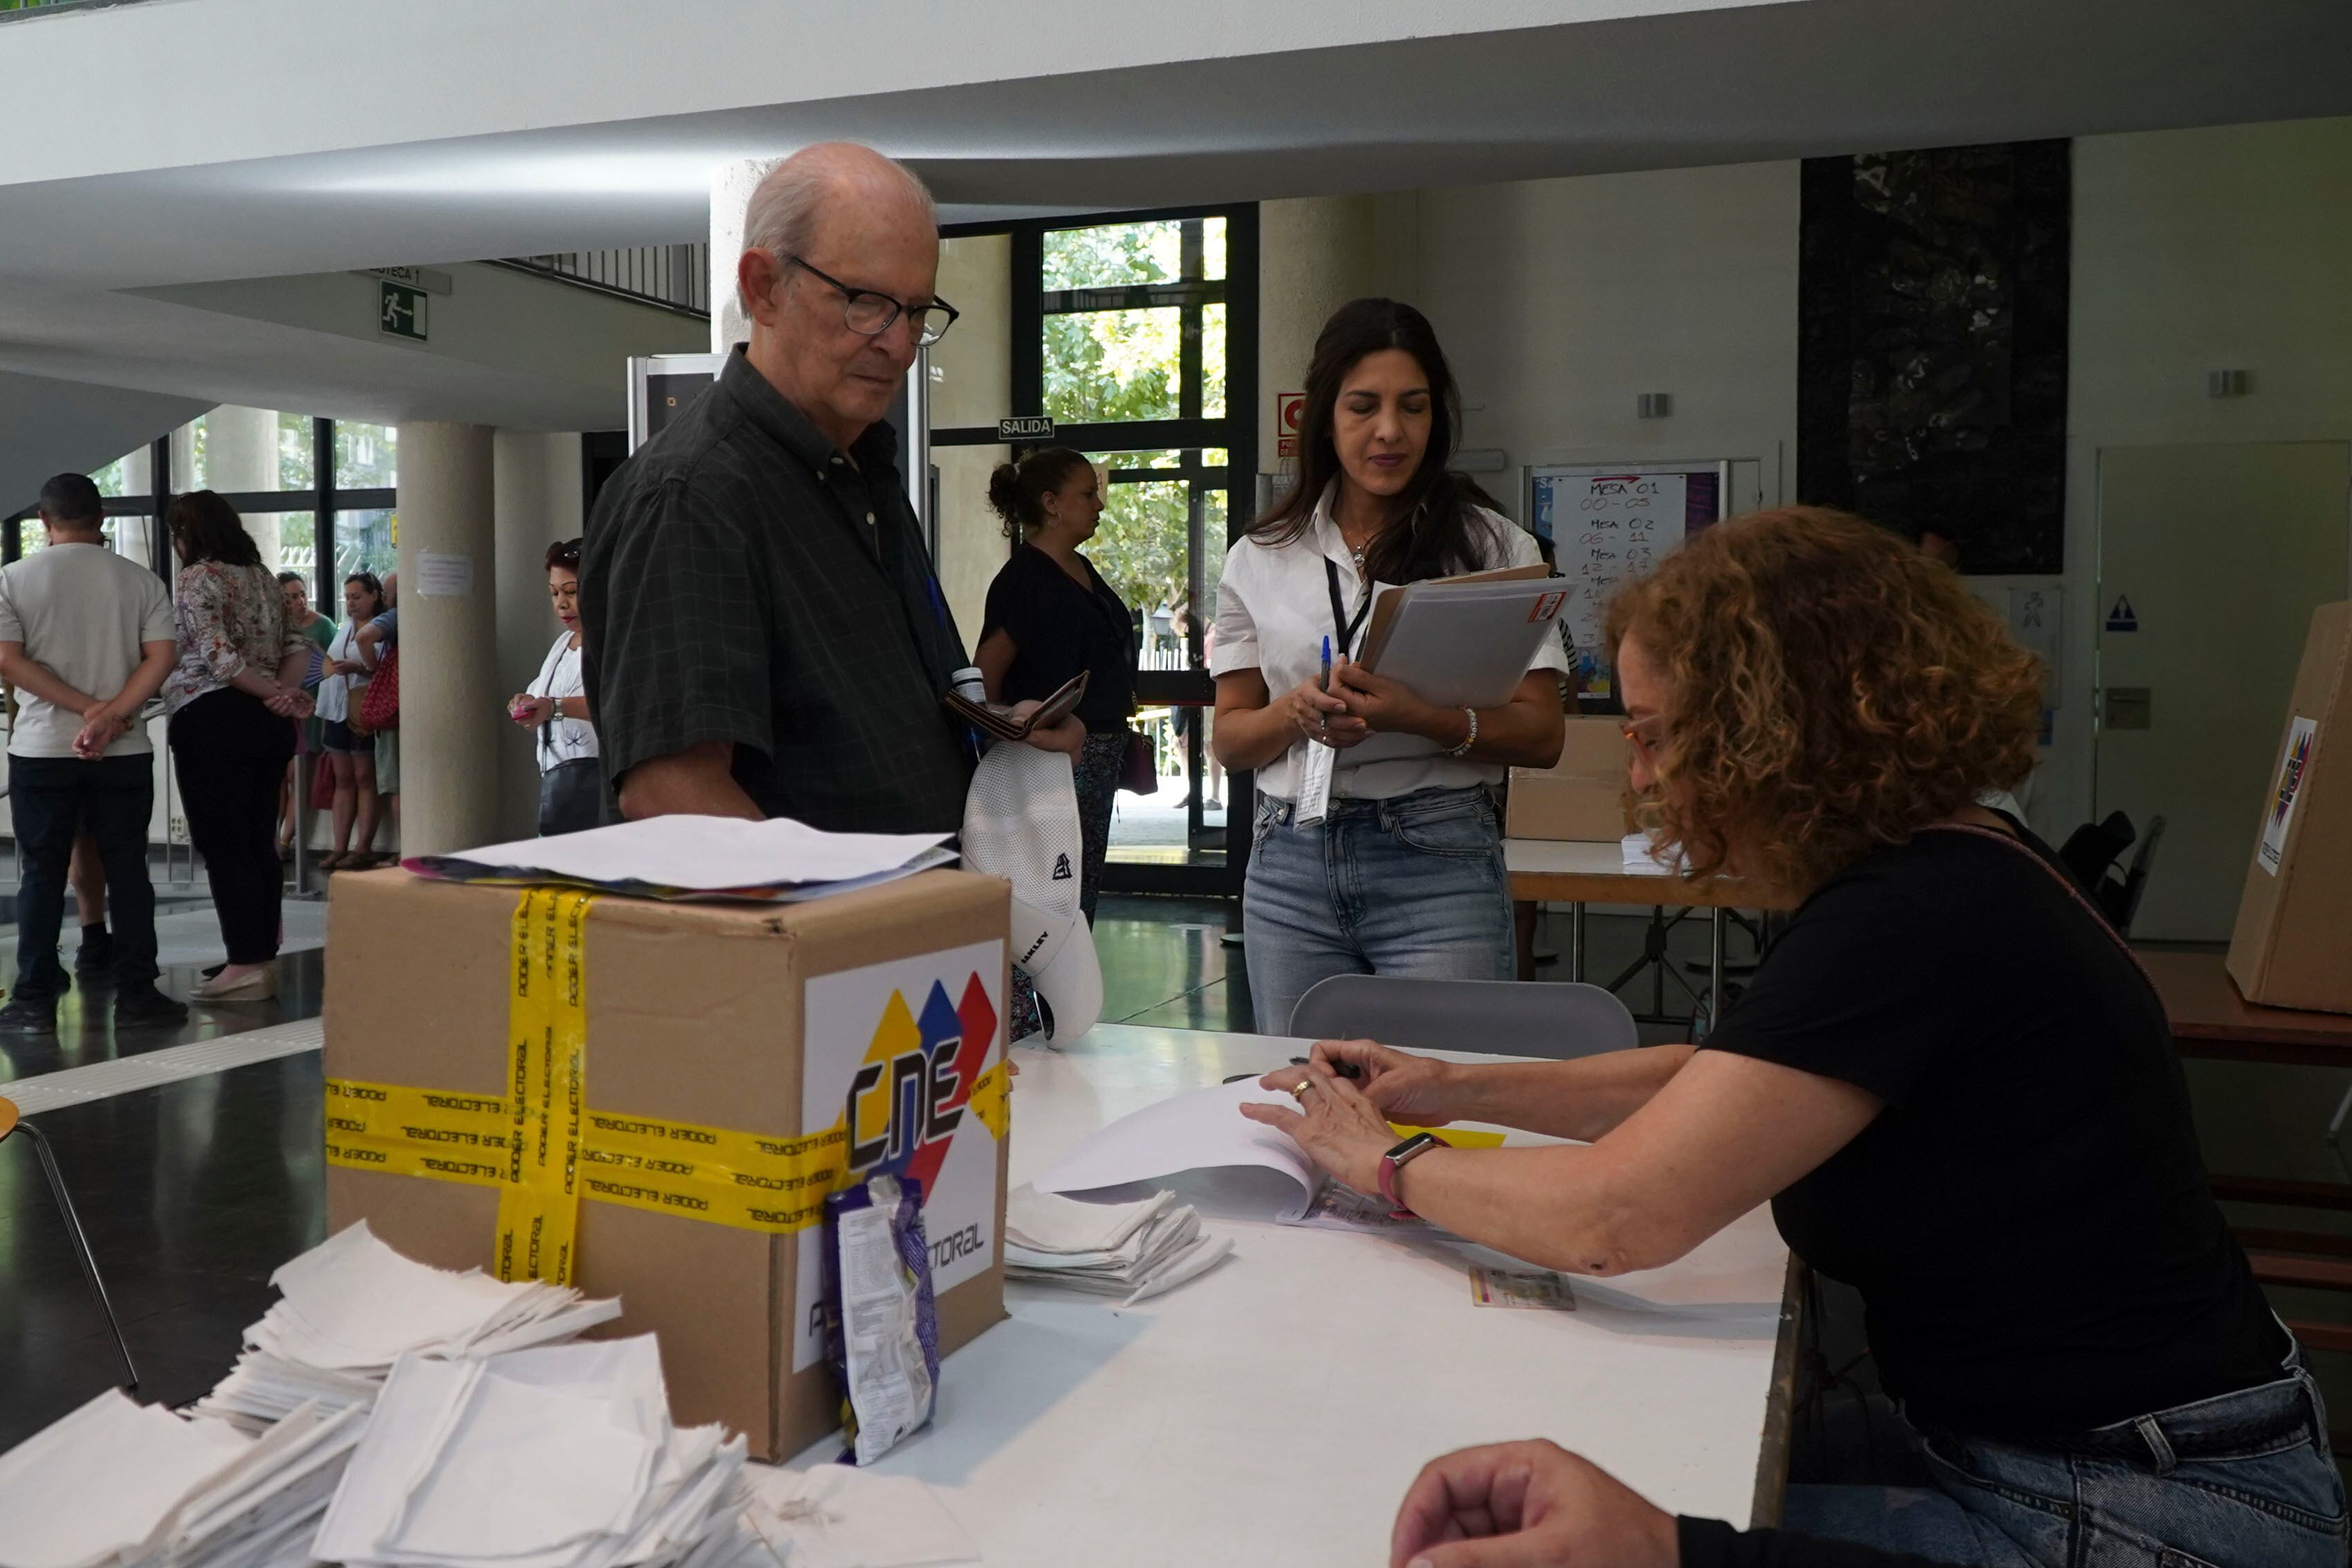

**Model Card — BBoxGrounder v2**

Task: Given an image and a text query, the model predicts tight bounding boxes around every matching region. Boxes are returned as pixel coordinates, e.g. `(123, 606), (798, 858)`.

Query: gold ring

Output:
(1291, 1077), (1315, 1099)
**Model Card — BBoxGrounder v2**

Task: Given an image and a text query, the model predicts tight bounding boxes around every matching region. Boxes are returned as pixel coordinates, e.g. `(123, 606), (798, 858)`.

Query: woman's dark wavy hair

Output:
(1248, 298), (1500, 583)
(165, 490), (262, 569)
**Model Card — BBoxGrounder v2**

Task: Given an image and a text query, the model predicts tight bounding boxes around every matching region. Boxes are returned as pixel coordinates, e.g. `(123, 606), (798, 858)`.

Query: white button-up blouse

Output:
(1210, 488), (1568, 803)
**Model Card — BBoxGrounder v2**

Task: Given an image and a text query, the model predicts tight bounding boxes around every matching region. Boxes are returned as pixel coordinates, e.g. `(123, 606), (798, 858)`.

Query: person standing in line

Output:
(508, 539), (600, 835)
(275, 570), (335, 859)
(357, 570), (399, 836)
(1210, 298), (1568, 1033)
(977, 449), (1134, 920)
(0, 474), (188, 1032)
(976, 449), (1136, 1039)
(163, 492), (313, 1003)
(313, 571), (384, 868)
(582, 141), (1079, 836)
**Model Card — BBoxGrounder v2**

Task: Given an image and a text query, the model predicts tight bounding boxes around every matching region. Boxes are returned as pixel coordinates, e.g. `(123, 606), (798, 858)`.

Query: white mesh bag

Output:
(960, 743), (1102, 1043)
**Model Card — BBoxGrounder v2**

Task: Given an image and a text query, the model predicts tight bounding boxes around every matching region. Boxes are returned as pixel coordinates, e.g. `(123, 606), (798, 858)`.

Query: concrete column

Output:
(204, 406), (282, 568)
(710, 157), (780, 354)
(395, 423), (499, 854)
(492, 431), (584, 842)
(1257, 197), (1381, 494)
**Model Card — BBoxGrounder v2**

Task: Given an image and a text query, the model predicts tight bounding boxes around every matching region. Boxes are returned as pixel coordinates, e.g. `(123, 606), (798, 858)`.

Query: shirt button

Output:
(830, 456), (844, 466)
(865, 512), (877, 525)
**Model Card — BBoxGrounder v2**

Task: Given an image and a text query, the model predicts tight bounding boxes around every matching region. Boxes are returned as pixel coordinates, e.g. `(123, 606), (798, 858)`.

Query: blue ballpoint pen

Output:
(1320, 635), (1332, 695)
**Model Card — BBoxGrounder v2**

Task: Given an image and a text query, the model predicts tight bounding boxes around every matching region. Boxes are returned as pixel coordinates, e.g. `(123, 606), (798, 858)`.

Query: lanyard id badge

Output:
(1298, 559), (1373, 827)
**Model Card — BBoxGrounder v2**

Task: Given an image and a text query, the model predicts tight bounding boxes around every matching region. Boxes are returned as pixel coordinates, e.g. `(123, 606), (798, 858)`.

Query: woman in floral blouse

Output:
(163, 492), (314, 1003)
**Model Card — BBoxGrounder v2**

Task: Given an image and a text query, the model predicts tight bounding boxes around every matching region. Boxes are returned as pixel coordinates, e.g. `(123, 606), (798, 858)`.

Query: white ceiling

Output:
(1, 0), (2347, 448)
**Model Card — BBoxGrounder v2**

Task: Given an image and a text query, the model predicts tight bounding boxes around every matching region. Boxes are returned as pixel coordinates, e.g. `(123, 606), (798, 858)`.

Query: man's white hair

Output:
(738, 143), (936, 316)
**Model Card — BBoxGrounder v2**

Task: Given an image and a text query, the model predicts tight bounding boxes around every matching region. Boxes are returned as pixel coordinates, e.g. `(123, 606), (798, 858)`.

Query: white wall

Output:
(1372, 118), (2352, 842)
(1394, 162), (1799, 522)
(2051, 117), (2352, 831)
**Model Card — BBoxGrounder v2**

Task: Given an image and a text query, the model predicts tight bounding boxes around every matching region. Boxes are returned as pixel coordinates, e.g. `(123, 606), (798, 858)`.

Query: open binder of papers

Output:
(943, 670), (1088, 743)
(404, 815), (955, 903)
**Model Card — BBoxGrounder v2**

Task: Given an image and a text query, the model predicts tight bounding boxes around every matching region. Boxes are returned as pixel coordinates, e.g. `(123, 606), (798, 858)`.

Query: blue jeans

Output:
(1786, 1351), (2347, 1567)
(10, 753), (161, 997)
(1243, 785), (1512, 1034)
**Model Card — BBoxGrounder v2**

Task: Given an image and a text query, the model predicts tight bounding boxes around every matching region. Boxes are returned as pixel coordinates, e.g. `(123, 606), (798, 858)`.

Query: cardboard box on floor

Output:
(2227, 601), (2352, 1013)
(1507, 715), (1634, 841)
(324, 867), (1012, 1459)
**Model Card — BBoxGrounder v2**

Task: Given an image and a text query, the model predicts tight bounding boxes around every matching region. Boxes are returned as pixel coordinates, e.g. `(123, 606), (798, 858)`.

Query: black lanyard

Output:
(1324, 558), (1371, 658)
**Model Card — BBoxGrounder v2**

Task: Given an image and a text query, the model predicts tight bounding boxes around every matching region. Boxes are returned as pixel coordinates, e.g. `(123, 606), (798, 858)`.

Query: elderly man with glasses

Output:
(582, 141), (1080, 835)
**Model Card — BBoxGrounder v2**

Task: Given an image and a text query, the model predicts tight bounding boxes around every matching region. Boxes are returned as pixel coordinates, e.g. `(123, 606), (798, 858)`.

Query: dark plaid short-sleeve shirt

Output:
(581, 348), (974, 833)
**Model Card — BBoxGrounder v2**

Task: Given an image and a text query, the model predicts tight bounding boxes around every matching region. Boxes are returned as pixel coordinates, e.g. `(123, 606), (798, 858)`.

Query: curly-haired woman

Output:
(1242, 507), (2340, 1568)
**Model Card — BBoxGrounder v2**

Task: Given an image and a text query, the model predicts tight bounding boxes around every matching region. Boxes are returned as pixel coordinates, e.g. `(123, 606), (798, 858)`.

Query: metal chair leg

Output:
(15, 1121), (138, 1389)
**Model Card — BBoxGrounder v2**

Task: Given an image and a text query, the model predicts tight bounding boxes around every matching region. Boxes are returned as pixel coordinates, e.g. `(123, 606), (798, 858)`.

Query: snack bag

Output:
(822, 1173), (941, 1464)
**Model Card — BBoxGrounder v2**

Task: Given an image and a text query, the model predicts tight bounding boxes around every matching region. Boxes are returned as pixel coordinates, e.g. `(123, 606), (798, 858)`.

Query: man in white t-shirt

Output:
(0, 474), (186, 1031)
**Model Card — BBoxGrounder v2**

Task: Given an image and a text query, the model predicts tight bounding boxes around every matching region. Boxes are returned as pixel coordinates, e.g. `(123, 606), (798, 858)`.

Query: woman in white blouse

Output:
(1211, 299), (1568, 1032)
(508, 538), (600, 834)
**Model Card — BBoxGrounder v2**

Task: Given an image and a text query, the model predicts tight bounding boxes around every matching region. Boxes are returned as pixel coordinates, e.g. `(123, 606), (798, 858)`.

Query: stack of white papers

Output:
(0, 1391), (366, 1568)
(195, 1221), (623, 1432)
(1004, 1183), (1232, 1306)
(737, 1464), (980, 1568)
(1620, 831), (1686, 875)
(314, 1336), (753, 1568)
(405, 816), (956, 903)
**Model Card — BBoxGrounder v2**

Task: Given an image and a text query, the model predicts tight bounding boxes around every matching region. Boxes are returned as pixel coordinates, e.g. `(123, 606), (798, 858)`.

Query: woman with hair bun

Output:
(976, 447), (1137, 935)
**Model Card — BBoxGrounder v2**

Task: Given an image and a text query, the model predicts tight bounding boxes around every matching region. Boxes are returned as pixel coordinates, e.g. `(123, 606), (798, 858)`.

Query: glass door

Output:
(931, 206), (1257, 898)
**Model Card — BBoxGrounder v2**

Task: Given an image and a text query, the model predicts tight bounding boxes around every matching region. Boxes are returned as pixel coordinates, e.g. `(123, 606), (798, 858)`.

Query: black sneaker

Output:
(73, 930), (116, 975)
(0, 995), (58, 1035)
(114, 987), (190, 1027)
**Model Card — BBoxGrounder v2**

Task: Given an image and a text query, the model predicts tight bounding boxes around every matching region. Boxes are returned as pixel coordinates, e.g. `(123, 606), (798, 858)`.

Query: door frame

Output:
(934, 204), (1262, 901)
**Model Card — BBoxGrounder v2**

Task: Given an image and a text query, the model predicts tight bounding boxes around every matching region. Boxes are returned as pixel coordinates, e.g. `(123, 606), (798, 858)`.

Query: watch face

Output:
(1387, 1132), (1442, 1163)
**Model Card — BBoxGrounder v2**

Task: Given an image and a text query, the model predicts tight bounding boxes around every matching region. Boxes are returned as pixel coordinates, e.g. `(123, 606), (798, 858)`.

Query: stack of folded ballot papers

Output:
(312, 1335), (757, 1568)
(1003, 1183), (1233, 1305)
(0, 1392), (367, 1568)
(404, 815), (956, 903)
(195, 1220), (622, 1432)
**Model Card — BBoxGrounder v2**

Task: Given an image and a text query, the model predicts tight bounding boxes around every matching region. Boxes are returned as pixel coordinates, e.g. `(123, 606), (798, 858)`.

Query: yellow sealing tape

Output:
(325, 887), (1010, 1282)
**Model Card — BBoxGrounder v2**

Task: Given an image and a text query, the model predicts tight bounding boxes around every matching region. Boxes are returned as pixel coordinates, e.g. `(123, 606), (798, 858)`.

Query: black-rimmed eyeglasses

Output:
(787, 256), (958, 346)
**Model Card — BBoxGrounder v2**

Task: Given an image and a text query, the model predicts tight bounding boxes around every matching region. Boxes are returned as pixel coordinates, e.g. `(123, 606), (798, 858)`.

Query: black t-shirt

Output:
(1678, 1517), (1950, 1568)
(980, 544), (1137, 734)
(1702, 820), (2286, 1438)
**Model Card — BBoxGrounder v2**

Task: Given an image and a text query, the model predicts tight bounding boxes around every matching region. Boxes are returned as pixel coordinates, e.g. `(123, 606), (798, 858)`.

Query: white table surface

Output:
(784, 1022), (1792, 1562)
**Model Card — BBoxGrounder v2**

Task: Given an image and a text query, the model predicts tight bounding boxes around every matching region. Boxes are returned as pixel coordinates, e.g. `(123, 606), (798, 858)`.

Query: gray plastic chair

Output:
(1286, 975), (1638, 1060)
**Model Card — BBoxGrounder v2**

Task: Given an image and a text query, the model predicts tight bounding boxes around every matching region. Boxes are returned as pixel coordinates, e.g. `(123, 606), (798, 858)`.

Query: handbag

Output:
(308, 750), (337, 808)
(359, 647), (400, 732)
(537, 757), (606, 837)
(1119, 728), (1158, 796)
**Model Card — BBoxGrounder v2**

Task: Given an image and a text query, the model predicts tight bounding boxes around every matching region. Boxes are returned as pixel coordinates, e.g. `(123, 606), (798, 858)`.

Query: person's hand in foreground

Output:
(1237, 1056), (1400, 1194)
(1391, 1441), (1678, 1568)
(71, 708), (128, 760)
(1269, 1038), (1469, 1127)
(1007, 699), (1086, 757)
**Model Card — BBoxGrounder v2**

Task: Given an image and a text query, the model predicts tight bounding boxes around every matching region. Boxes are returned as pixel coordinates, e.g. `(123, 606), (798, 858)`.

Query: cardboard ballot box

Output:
(323, 867), (1012, 1459)
(1507, 716), (1635, 842)
(2228, 601), (2352, 1013)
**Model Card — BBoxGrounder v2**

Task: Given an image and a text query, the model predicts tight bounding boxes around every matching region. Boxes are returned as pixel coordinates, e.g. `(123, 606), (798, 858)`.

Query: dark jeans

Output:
(168, 690), (296, 966)
(10, 752), (160, 998)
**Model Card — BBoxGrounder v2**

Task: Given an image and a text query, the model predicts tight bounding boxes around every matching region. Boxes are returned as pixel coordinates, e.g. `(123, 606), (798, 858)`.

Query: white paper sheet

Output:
(409, 815), (952, 896)
(741, 1463), (980, 1568)
(1030, 1079), (1320, 1220)
(0, 1391), (250, 1568)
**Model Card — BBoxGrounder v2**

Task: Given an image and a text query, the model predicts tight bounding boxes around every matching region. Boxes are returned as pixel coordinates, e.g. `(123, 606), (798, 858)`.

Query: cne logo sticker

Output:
(843, 972), (998, 1200)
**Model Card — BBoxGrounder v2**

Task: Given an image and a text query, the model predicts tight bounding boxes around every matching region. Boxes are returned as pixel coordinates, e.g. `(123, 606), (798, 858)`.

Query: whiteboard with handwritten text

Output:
(1527, 464), (1727, 701)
